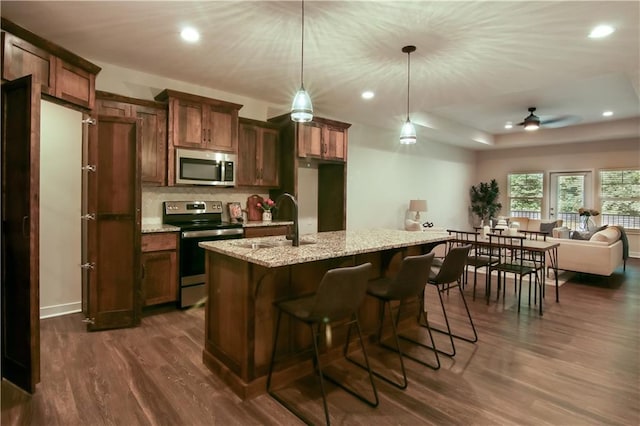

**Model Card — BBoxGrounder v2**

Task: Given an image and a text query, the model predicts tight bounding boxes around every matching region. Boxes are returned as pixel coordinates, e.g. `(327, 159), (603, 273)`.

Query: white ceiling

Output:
(2, 1), (639, 150)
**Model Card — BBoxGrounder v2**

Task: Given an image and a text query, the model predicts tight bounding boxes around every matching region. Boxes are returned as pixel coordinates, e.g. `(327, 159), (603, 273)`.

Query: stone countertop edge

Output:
(242, 220), (294, 228)
(199, 229), (451, 268)
(142, 224), (180, 234)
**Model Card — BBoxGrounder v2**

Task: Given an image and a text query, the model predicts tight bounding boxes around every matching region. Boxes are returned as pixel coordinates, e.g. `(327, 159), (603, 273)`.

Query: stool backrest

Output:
(387, 252), (435, 299)
(310, 262), (372, 320)
(432, 244), (472, 284)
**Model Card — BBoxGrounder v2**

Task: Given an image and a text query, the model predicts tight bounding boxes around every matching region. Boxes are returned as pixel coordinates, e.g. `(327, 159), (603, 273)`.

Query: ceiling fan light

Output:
(291, 87), (313, 122)
(400, 119), (417, 144)
(524, 121), (540, 131)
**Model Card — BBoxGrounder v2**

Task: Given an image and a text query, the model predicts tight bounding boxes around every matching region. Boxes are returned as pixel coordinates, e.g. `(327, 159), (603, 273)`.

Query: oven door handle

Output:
(181, 228), (244, 239)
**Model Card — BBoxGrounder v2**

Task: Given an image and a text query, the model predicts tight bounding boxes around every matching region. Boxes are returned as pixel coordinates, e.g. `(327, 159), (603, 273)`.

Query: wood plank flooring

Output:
(3, 259), (639, 425)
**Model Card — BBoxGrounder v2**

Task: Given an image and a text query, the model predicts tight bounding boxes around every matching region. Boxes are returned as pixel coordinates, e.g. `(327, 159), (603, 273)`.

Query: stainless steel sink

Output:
(234, 239), (316, 249)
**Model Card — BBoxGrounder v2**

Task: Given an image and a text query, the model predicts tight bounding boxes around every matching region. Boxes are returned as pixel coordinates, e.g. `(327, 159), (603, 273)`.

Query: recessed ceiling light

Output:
(361, 91), (375, 100)
(504, 122), (513, 129)
(588, 25), (615, 39)
(602, 110), (614, 117)
(181, 27), (200, 42)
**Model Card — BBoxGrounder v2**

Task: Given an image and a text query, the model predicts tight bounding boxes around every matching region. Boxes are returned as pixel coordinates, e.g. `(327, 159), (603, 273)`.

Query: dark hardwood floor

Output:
(3, 259), (639, 425)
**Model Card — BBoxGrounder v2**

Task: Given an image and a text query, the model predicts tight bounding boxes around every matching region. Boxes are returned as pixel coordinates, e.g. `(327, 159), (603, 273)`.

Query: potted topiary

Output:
(470, 179), (502, 226)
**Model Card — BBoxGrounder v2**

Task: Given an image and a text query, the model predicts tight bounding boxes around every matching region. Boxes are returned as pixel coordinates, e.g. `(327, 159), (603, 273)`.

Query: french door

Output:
(549, 171), (593, 229)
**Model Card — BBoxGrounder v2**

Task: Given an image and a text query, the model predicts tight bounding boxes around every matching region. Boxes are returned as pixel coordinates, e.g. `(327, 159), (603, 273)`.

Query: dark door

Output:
(85, 115), (141, 330)
(1, 75), (41, 393)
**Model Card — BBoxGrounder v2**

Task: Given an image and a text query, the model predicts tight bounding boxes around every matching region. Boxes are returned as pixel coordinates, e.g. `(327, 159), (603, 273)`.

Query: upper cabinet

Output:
(1, 19), (100, 110)
(155, 89), (242, 152)
(237, 118), (280, 187)
(96, 91), (167, 186)
(297, 117), (350, 162)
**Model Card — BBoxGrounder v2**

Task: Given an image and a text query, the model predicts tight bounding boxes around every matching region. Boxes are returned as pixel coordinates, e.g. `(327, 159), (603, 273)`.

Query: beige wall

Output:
(40, 100), (83, 318)
(476, 137), (640, 257)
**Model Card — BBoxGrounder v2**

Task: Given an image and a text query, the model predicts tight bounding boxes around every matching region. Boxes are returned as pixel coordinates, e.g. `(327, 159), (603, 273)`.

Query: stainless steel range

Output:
(163, 200), (243, 308)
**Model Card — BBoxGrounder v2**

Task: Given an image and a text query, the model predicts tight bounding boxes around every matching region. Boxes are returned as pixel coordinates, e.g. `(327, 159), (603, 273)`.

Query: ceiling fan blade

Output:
(540, 115), (582, 128)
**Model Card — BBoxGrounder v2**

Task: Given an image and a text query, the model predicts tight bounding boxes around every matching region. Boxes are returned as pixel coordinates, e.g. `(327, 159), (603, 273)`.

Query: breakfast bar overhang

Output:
(199, 229), (450, 399)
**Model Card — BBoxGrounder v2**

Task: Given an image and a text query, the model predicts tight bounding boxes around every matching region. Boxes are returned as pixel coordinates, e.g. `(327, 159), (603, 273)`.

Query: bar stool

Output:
(266, 262), (378, 425)
(346, 252), (440, 390)
(423, 244), (478, 357)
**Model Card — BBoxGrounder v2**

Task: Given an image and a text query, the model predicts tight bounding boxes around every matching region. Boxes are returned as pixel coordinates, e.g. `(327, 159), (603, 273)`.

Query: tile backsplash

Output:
(142, 187), (269, 225)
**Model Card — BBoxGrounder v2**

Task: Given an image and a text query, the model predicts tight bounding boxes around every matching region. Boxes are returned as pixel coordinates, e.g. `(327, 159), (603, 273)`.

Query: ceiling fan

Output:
(518, 107), (581, 131)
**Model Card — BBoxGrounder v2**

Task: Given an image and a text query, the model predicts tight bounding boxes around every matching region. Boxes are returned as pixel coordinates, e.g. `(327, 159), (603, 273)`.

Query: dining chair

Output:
(488, 233), (544, 315)
(266, 262), (378, 425)
(446, 229), (499, 303)
(422, 244), (477, 357)
(346, 252), (440, 390)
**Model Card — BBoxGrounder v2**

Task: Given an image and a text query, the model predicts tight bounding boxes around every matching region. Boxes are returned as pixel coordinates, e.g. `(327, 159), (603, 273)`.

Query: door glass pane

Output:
(557, 175), (584, 229)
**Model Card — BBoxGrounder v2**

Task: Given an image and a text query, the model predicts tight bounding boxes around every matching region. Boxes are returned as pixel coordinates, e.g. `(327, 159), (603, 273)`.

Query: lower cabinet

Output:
(141, 232), (179, 307)
(243, 225), (290, 238)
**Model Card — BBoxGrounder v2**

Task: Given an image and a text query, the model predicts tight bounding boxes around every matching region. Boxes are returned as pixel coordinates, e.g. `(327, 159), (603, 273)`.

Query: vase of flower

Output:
(578, 207), (599, 231)
(258, 197), (275, 222)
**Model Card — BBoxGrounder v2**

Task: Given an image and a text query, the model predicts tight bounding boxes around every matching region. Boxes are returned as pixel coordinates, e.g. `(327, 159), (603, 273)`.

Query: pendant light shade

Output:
(291, 0), (313, 122)
(400, 118), (417, 144)
(291, 86), (313, 122)
(400, 45), (417, 144)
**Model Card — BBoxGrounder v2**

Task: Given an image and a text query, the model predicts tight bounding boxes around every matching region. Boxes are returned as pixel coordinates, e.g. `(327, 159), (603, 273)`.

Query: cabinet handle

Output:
(81, 213), (96, 221)
(80, 262), (95, 270)
(208, 129), (212, 143)
(22, 216), (28, 238)
(82, 165), (96, 172)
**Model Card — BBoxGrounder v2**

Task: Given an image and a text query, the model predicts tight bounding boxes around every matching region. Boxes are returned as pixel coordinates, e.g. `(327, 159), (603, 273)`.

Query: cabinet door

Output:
(172, 98), (205, 147)
(2, 32), (55, 94)
(137, 105), (167, 186)
(259, 128), (279, 186)
(54, 57), (95, 110)
(323, 126), (347, 161)
(237, 123), (259, 185)
(244, 225), (290, 238)
(142, 251), (178, 306)
(85, 115), (141, 331)
(297, 122), (323, 158)
(95, 99), (133, 117)
(206, 106), (237, 152)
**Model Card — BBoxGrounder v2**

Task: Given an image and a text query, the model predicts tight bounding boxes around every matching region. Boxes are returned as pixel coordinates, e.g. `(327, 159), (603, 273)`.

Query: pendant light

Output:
(399, 45), (417, 144)
(291, 0), (313, 122)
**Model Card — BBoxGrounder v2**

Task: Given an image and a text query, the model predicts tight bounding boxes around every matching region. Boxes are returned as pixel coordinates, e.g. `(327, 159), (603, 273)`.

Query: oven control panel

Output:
(164, 201), (223, 215)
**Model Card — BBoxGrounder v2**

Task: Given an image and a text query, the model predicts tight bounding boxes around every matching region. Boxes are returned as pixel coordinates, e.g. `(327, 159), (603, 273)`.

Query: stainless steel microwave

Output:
(175, 148), (236, 186)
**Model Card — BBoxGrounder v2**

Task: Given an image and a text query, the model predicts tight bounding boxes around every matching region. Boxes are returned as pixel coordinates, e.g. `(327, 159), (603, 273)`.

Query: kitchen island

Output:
(199, 229), (450, 399)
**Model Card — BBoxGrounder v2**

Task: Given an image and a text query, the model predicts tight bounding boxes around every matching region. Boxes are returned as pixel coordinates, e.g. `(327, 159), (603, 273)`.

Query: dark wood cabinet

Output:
(154, 89), (242, 185)
(238, 118), (279, 187)
(243, 225), (290, 238)
(141, 232), (179, 306)
(85, 115), (141, 331)
(96, 91), (167, 186)
(1, 20), (100, 110)
(269, 114), (350, 232)
(297, 117), (349, 162)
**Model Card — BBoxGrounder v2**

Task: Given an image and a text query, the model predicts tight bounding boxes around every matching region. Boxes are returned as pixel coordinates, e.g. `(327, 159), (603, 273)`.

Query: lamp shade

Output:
(409, 199), (427, 212)
(400, 119), (417, 144)
(291, 87), (313, 122)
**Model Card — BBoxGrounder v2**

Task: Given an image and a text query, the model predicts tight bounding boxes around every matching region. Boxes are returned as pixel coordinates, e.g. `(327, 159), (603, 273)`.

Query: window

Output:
(508, 173), (543, 219)
(600, 169), (640, 229)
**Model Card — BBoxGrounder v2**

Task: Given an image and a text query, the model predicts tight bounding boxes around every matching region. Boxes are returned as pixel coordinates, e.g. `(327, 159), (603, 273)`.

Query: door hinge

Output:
(82, 165), (96, 172)
(81, 213), (96, 221)
(80, 262), (95, 270)
(82, 118), (97, 125)
(81, 317), (95, 324)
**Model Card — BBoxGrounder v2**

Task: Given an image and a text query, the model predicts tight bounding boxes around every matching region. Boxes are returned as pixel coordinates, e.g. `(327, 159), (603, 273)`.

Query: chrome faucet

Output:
(275, 193), (299, 247)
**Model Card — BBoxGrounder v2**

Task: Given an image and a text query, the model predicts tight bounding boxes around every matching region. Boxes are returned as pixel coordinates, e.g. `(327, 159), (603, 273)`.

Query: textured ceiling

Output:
(2, 1), (639, 150)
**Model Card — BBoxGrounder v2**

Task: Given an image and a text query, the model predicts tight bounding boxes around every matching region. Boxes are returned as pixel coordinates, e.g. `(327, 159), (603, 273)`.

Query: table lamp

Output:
(409, 199), (427, 221)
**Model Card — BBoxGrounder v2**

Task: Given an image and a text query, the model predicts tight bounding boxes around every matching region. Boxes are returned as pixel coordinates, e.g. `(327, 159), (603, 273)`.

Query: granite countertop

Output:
(142, 224), (180, 234)
(199, 229), (450, 268)
(243, 220), (294, 228)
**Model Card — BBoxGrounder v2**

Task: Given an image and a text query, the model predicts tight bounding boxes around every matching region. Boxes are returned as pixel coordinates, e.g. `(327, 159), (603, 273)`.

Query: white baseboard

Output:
(629, 251), (639, 259)
(40, 301), (82, 319)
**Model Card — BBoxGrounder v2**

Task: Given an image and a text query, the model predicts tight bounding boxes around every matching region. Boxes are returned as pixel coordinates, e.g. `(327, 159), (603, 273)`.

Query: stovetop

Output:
(162, 200), (243, 231)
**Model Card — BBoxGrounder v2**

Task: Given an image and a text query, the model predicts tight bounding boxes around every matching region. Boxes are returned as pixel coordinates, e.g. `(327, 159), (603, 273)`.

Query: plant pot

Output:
(262, 211), (272, 222)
